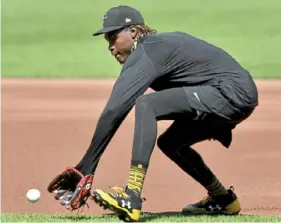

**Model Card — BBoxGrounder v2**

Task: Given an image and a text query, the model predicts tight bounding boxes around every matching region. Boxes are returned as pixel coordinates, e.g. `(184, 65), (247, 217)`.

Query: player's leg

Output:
(128, 88), (197, 195)
(157, 120), (240, 215)
(157, 120), (229, 195)
(156, 85), (255, 215)
(92, 87), (196, 221)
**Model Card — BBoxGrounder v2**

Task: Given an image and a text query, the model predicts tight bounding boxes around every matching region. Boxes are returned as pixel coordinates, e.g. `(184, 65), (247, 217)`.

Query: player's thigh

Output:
(136, 87), (196, 120)
(157, 119), (235, 150)
(183, 85), (250, 122)
(152, 86), (245, 149)
(157, 120), (210, 149)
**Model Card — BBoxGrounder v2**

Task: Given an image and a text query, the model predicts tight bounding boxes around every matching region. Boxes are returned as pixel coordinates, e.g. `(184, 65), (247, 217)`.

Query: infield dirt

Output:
(2, 79), (281, 216)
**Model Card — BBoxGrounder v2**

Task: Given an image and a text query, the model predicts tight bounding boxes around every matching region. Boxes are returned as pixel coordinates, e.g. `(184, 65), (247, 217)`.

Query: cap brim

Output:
(93, 25), (125, 36)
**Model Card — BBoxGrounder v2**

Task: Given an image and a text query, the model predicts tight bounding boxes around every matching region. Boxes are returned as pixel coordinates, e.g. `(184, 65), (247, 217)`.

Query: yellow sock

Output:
(206, 178), (228, 197)
(127, 164), (147, 196)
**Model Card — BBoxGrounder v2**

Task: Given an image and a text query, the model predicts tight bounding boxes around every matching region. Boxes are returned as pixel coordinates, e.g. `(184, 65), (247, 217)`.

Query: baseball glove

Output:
(47, 167), (94, 210)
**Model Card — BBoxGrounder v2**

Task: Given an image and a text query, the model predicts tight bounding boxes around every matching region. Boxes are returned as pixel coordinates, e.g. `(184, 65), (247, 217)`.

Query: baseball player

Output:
(47, 5), (258, 222)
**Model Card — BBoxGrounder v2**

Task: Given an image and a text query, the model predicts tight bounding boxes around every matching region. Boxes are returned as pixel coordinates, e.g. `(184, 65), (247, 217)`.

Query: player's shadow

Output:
(140, 212), (249, 222)
(55, 211), (249, 222)
(140, 211), (184, 221)
(58, 212), (183, 222)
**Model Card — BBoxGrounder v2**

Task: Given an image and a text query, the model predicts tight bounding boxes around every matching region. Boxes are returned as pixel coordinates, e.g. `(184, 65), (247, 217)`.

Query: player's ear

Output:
(129, 26), (138, 39)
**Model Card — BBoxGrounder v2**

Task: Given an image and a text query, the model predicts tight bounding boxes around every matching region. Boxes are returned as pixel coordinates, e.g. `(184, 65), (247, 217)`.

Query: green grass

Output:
(2, 213), (281, 222)
(2, 0), (281, 78)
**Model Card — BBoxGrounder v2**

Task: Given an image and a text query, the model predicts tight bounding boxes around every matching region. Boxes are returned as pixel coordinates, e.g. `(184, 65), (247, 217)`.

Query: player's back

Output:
(141, 32), (248, 85)
(138, 32), (258, 109)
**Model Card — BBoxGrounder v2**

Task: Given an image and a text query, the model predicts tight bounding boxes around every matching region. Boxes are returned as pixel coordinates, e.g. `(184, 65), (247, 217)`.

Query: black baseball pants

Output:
(132, 85), (253, 186)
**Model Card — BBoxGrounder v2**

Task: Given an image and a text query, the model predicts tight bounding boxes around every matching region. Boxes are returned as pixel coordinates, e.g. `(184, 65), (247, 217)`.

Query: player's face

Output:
(105, 27), (137, 64)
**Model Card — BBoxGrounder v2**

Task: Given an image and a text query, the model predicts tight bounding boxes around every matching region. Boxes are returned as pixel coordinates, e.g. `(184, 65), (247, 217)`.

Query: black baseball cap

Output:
(93, 5), (144, 36)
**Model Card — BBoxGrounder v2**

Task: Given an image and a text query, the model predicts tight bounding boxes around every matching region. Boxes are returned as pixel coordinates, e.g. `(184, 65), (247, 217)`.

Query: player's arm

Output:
(47, 51), (157, 211)
(75, 50), (157, 174)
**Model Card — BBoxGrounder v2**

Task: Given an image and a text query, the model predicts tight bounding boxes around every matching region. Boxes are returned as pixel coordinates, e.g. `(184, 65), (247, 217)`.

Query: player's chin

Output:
(115, 54), (128, 64)
(116, 57), (125, 64)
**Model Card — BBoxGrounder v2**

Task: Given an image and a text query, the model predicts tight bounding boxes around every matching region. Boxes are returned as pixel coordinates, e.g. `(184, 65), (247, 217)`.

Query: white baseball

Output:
(26, 189), (41, 203)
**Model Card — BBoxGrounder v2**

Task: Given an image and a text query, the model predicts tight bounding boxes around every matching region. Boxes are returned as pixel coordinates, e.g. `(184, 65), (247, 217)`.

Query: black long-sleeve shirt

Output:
(76, 32), (258, 174)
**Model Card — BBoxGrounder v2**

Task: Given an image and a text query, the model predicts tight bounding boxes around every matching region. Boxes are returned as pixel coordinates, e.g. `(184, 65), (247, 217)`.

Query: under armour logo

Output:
(121, 200), (131, 209)
(208, 204), (222, 211)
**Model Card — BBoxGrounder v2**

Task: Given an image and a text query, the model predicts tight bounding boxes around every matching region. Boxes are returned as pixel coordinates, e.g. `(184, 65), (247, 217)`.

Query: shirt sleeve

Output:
(82, 49), (157, 167)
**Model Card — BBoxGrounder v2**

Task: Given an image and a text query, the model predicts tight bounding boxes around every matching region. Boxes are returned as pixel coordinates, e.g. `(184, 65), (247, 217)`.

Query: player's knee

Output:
(176, 144), (192, 156)
(135, 95), (153, 111)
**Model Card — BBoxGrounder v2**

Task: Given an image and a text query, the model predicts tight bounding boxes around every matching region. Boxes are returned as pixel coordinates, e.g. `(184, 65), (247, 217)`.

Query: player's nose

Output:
(108, 43), (115, 53)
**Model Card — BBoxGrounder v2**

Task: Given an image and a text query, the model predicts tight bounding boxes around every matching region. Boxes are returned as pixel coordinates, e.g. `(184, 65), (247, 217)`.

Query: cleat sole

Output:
(92, 191), (136, 222)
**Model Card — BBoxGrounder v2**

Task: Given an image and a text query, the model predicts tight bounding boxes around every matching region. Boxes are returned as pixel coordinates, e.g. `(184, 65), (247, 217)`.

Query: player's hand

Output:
(47, 167), (94, 210)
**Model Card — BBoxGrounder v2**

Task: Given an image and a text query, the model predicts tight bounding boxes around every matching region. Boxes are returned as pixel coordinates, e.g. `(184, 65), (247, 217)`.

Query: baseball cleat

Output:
(182, 186), (241, 215)
(92, 186), (143, 222)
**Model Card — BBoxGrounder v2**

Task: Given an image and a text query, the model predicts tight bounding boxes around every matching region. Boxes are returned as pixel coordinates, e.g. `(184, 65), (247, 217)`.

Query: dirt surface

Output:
(1, 79), (281, 216)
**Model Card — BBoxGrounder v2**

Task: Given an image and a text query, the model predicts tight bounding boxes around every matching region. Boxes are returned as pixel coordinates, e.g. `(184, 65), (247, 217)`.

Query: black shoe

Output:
(92, 186), (143, 222)
(182, 187), (241, 215)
